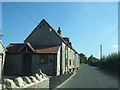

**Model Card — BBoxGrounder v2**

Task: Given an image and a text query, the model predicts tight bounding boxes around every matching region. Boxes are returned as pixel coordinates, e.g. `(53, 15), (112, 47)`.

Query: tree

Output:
(87, 55), (99, 66)
(79, 53), (87, 64)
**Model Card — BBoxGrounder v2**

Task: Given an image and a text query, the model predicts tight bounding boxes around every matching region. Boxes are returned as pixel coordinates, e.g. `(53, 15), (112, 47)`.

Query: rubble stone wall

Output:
(3, 69), (49, 90)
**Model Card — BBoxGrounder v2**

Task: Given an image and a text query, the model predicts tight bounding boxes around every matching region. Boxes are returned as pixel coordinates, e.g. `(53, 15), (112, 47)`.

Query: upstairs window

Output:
(69, 59), (71, 66)
(39, 55), (48, 64)
(66, 49), (68, 59)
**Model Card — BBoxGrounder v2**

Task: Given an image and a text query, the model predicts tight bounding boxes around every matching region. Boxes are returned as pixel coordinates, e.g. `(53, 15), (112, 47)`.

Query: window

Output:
(66, 49), (68, 59)
(39, 55), (48, 64)
(49, 28), (52, 32)
(69, 59), (71, 66)
(50, 60), (53, 62)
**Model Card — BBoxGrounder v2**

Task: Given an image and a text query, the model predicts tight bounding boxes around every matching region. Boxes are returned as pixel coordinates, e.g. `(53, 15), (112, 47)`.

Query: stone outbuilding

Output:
(4, 19), (80, 76)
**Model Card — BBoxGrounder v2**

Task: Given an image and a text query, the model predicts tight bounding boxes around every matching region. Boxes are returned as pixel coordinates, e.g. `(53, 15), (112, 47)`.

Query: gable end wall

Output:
(25, 21), (62, 46)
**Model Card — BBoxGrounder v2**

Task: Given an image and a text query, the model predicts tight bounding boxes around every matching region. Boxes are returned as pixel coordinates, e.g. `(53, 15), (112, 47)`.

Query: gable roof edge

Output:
(24, 19), (45, 43)
(0, 41), (7, 52)
(24, 19), (79, 54)
(18, 42), (35, 53)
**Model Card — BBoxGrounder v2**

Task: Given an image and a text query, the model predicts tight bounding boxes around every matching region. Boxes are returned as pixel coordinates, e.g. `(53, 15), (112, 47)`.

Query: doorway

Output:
(23, 53), (32, 75)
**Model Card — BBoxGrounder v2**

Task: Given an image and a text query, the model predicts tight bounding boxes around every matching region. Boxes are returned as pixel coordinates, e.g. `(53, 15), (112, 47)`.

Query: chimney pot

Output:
(57, 27), (61, 35)
(58, 27), (60, 30)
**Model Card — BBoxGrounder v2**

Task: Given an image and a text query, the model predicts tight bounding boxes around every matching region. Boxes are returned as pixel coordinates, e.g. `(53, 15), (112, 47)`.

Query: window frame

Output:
(39, 55), (48, 64)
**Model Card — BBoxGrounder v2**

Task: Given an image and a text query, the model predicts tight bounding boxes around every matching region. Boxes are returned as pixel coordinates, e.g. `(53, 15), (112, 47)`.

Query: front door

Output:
(48, 55), (56, 75)
(23, 53), (32, 75)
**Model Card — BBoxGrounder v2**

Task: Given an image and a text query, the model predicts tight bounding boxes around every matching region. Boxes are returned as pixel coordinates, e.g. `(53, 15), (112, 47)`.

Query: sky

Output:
(1, 2), (118, 58)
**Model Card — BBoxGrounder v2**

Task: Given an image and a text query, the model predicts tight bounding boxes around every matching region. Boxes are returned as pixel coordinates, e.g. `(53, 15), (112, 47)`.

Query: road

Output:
(60, 64), (118, 88)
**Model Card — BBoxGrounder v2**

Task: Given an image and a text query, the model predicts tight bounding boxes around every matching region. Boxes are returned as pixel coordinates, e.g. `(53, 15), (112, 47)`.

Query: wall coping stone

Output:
(4, 72), (49, 89)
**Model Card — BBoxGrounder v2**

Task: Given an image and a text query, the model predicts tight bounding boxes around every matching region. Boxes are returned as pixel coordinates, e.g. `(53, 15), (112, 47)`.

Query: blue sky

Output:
(2, 2), (118, 58)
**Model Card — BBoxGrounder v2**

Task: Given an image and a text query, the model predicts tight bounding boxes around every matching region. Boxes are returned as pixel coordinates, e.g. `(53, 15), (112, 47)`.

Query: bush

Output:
(89, 52), (119, 72)
(101, 52), (118, 72)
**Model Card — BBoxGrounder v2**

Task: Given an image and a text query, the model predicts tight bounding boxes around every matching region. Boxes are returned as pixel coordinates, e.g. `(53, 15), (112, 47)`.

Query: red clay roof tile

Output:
(6, 43), (60, 54)
(6, 43), (24, 53)
(34, 45), (60, 53)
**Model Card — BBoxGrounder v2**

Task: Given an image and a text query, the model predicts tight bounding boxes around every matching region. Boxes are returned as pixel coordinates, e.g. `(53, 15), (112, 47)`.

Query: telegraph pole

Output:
(100, 45), (102, 60)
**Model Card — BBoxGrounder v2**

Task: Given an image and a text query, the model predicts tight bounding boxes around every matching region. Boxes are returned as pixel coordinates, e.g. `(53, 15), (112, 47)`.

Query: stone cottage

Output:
(0, 41), (7, 89)
(4, 19), (80, 76)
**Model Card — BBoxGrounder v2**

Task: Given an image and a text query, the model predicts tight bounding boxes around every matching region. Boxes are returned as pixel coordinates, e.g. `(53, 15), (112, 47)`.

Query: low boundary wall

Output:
(3, 69), (49, 90)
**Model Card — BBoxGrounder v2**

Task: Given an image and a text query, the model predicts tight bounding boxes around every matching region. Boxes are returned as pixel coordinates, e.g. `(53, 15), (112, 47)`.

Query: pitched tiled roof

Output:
(34, 45), (60, 54)
(6, 43), (25, 53)
(63, 37), (69, 43)
(6, 43), (60, 54)
(18, 42), (35, 52)
(24, 19), (78, 54)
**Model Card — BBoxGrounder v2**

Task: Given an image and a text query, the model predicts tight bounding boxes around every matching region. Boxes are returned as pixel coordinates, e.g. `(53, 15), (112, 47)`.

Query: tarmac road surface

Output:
(60, 64), (118, 88)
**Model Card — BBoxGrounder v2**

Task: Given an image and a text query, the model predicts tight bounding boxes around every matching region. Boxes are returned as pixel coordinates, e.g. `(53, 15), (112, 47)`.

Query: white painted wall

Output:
(56, 46), (61, 75)
(76, 54), (80, 68)
(0, 42), (6, 89)
(61, 42), (66, 74)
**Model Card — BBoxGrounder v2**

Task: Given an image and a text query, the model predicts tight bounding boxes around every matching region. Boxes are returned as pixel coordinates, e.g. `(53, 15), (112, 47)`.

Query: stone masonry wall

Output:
(4, 54), (23, 76)
(3, 69), (49, 90)
(32, 54), (56, 76)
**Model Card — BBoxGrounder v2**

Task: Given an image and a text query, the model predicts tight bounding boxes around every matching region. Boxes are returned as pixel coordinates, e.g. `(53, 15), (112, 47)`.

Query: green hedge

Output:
(88, 52), (119, 72)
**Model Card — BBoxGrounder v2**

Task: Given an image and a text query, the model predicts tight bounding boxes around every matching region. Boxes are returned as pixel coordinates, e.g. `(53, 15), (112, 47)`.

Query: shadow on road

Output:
(49, 73), (73, 89)
(94, 66), (120, 88)
(90, 66), (118, 79)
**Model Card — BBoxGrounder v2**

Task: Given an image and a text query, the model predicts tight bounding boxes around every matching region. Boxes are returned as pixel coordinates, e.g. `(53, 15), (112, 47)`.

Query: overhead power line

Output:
(99, 25), (119, 59)
(102, 25), (119, 45)
(0, 29), (3, 40)
(11, 2), (36, 23)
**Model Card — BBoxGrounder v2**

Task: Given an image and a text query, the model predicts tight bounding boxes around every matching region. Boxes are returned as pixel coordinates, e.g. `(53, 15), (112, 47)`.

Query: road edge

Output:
(56, 72), (76, 88)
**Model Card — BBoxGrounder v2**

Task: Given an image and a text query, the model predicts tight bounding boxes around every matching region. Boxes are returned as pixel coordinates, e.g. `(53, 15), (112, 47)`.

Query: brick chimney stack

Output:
(57, 27), (61, 35)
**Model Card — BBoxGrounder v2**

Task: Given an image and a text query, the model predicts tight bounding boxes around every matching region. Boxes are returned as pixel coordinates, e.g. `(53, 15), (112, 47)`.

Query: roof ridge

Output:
(24, 19), (79, 54)
(10, 43), (25, 45)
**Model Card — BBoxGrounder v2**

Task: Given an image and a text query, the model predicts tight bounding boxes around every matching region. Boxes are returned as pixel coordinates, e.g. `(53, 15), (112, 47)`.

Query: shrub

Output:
(89, 52), (119, 72)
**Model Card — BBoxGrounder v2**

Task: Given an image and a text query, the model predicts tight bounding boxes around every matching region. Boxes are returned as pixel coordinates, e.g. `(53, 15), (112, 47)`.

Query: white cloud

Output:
(112, 44), (119, 49)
